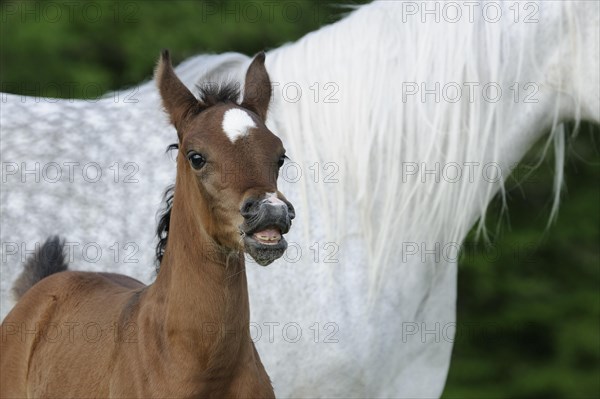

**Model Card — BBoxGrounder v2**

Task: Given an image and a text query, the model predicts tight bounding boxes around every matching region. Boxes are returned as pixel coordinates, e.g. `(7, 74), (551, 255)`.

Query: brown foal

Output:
(0, 50), (294, 398)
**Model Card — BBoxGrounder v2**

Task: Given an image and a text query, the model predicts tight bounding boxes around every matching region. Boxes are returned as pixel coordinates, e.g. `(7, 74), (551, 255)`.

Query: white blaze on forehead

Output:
(222, 108), (256, 142)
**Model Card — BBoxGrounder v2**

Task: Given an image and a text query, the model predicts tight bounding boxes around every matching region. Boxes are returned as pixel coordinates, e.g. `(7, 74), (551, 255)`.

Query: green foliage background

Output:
(1, 1), (598, 397)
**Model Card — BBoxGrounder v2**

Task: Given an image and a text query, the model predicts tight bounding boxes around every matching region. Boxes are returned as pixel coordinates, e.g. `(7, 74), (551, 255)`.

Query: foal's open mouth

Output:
(239, 196), (294, 266)
(242, 224), (289, 266)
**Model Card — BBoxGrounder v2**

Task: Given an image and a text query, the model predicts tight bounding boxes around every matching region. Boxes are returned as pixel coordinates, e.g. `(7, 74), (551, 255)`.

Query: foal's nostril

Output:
(241, 198), (258, 219)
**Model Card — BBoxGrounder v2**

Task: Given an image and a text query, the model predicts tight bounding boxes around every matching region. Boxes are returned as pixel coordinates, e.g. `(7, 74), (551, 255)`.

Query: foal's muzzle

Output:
(241, 194), (295, 266)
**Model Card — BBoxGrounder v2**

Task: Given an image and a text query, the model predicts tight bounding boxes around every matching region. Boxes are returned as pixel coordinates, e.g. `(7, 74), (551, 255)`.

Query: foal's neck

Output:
(149, 171), (252, 368)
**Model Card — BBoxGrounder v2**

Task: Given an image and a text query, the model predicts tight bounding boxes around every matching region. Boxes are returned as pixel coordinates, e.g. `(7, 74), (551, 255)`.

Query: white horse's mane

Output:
(260, 2), (582, 292)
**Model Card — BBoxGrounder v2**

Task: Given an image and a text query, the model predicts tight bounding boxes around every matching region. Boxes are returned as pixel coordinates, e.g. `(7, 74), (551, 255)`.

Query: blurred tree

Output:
(1, 0), (361, 97)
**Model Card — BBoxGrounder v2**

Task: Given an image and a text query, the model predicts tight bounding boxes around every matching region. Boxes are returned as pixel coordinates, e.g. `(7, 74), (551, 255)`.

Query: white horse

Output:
(1, 1), (598, 397)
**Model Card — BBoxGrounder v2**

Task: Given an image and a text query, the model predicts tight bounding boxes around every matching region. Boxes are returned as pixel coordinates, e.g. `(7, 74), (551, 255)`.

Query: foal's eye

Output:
(277, 155), (287, 168)
(187, 152), (206, 170)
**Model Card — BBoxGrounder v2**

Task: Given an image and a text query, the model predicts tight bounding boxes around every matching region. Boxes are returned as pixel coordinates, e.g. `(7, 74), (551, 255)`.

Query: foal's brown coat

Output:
(0, 51), (288, 398)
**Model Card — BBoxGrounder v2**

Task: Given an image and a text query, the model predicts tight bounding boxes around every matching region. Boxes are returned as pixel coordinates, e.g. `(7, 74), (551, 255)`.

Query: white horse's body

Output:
(1, 2), (598, 397)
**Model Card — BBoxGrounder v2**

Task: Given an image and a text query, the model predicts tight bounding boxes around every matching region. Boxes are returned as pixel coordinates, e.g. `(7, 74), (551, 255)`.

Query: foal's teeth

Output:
(252, 228), (282, 244)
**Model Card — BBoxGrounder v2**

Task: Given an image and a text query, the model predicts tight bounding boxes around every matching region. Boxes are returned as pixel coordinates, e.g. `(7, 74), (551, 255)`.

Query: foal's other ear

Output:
(241, 52), (271, 122)
(155, 50), (201, 136)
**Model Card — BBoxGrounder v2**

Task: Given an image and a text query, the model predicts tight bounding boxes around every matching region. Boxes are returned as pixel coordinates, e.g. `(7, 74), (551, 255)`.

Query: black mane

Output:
(155, 182), (174, 272)
(155, 144), (178, 272)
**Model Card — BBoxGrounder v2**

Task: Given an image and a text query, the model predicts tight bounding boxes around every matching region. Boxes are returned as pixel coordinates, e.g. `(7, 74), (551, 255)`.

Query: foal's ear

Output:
(155, 50), (201, 136)
(241, 52), (271, 122)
